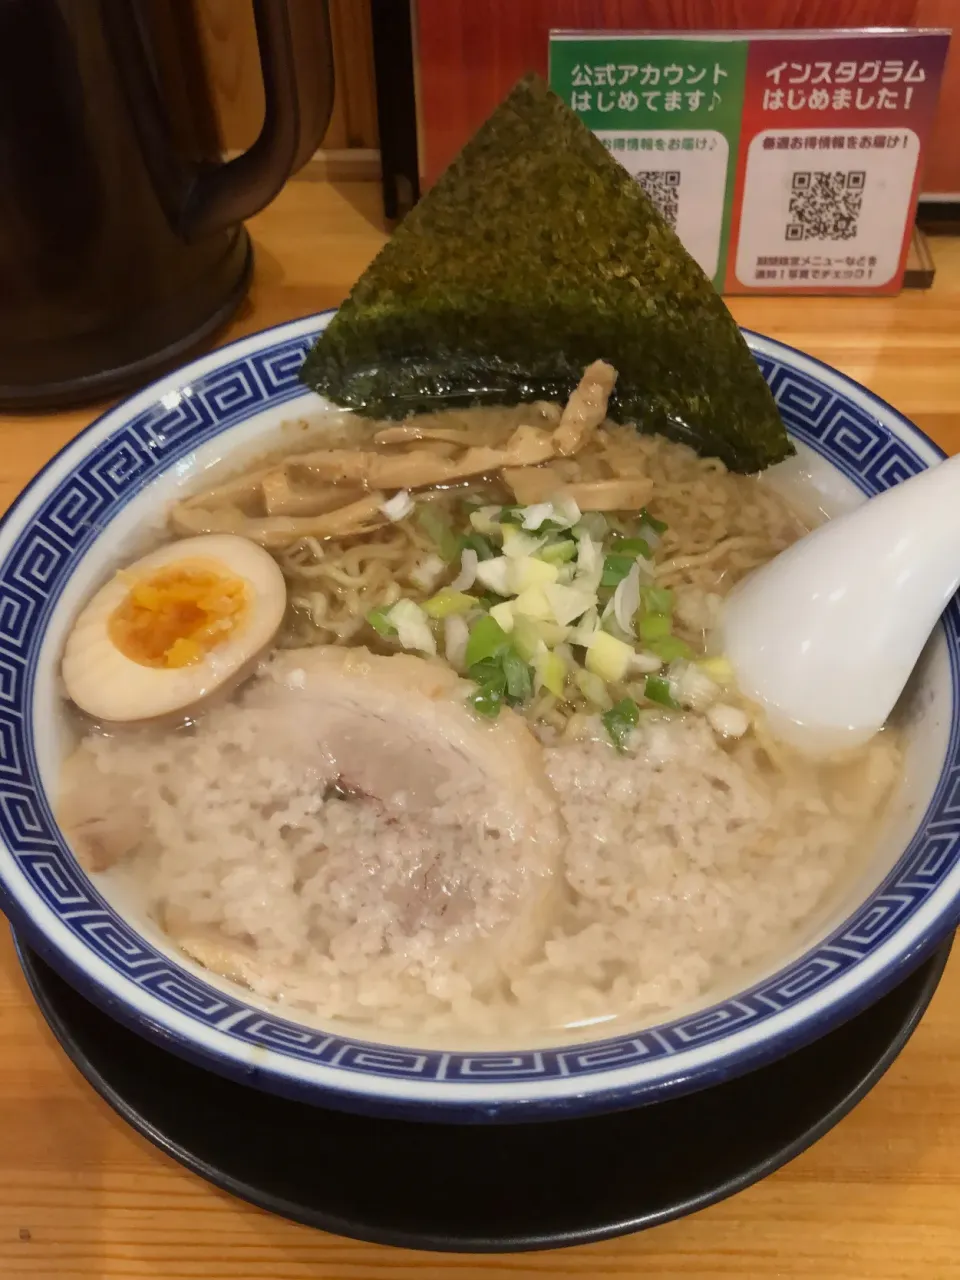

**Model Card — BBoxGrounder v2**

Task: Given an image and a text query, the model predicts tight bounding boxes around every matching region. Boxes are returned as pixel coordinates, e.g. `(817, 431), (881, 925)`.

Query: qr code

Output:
(786, 170), (865, 242)
(636, 170), (680, 228)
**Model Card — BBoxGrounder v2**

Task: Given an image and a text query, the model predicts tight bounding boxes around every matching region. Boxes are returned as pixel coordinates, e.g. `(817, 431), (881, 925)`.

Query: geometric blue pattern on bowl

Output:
(0, 314), (957, 1119)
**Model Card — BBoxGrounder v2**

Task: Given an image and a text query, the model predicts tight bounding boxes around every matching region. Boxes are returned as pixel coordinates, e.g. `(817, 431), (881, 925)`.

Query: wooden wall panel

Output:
(193, 0), (378, 153)
(414, 0), (958, 194)
(193, 0), (263, 150)
(327, 0), (379, 148)
(915, 0), (960, 195)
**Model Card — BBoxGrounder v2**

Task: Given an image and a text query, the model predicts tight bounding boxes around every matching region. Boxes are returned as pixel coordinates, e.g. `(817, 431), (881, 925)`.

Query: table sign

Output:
(549, 28), (949, 294)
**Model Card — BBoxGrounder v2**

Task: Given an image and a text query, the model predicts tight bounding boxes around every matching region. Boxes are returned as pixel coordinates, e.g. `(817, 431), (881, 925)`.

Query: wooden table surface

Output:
(1, 180), (960, 1279)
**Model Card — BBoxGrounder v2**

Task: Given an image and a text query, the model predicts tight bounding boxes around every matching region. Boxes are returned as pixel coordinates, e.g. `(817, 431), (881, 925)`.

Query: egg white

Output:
(61, 534), (287, 723)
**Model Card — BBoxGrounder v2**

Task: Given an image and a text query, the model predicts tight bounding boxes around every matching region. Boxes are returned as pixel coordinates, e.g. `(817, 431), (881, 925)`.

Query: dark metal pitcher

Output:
(0, 0), (334, 408)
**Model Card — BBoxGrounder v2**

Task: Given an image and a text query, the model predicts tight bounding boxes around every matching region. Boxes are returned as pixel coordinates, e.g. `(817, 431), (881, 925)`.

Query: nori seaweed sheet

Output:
(300, 74), (792, 472)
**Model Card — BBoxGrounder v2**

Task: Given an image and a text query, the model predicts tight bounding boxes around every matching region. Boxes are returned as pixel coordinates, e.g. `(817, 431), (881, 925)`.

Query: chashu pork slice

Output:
(246, 646), (565, 987)
(59, 746), (149, 872)
(257, 646), (556, 829)
(61, 645), (565, 1002)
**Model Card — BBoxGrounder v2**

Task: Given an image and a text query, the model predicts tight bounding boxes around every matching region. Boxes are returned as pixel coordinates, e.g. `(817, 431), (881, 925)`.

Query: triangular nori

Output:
(300, 74), (792, 472)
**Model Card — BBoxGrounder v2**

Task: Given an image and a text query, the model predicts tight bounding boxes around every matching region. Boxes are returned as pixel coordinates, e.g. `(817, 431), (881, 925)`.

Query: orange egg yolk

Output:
(108, 563), (249, 668)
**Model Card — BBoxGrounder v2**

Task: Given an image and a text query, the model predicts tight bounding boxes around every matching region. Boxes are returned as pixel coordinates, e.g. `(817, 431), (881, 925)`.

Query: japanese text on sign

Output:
(760, 133), (910, 150)
(599, 133), (718, 152)
(570, 60), (728, 113)
(762, 59), (926, 112)
(755, 253), (879, 283)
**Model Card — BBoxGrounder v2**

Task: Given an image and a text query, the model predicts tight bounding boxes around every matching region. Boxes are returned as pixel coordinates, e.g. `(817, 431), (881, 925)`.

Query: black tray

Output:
(14, 933), (952, 1253)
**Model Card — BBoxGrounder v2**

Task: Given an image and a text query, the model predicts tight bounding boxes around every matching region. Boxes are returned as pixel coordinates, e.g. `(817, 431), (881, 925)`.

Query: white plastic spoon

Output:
(720, 451), (960, 756)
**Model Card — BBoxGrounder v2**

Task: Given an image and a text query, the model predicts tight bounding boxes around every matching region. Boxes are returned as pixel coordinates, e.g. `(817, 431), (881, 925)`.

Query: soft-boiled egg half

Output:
(62, 534), (287, 722)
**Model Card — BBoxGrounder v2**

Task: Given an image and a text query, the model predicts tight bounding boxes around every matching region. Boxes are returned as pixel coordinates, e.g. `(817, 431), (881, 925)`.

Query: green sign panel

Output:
(549, 36), (747, 289)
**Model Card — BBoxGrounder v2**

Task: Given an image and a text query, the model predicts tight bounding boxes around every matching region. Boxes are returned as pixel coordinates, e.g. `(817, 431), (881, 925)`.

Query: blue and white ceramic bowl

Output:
(0, 312), (957, 1122)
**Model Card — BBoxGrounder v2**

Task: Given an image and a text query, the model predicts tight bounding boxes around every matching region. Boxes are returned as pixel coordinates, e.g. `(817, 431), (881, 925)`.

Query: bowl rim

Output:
(0, 312), (957, 1121)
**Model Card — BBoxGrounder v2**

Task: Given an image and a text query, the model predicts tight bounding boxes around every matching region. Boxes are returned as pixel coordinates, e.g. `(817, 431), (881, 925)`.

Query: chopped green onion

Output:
(422, 589), (476, 619)
(475, 591), (506, 610)
(501, 524), (539, 555)
(600, 553), (636, 588)
(602, 698), (640, 752)
(511, 615), (544, 662)
(644, 675), (679, 708)
(461, 531), (496, 561)
(576, 667), (613, 709)
(637, 612), (672, 642)
(464, 615), (511, 668)
(698, 655), (735, 685)
(502, 650), (534, 703)
(366, 607), (398, 637)
(547, 582), (599, 628)
(640, 508), (668, 535)
(511, 617), (570, 661)
(575, 512), (609, 540)
(513, 585), (553, 620)
(386, 598), (437, 656)
(538, 619), (572, 647)
(585, 631), (633, 682)
(497, 505), (525, 526)
(466, 641), (534, 716)
(535, 649), (567, 698)
(467, 676), (506, 719)
(539, 539), (578, 565)
(469, 506), (503, 537)
(488, 601), (515, 634)
(416, 507), (460, 563)
(647, 635), (692, 662)
(468, 657), (505, 684)
(499, 503), (569, 534)
(468, 660), (512, 721)
(639, 585), (674, 616)
(511, 556), (558, 593)
(610, 536), (652, 559)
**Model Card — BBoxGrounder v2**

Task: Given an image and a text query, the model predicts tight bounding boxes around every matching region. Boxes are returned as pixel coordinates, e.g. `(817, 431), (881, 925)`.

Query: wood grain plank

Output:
(328, 0), (379, 149)
(193, 0), (265, 151)
(914, 0), (960, 196)
(0, 182), (959, 1278)
(193, 0), (378, 153)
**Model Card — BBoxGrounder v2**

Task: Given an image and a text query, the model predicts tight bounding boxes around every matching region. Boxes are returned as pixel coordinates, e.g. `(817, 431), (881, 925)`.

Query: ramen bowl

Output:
(0, 312), (957, 1122)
